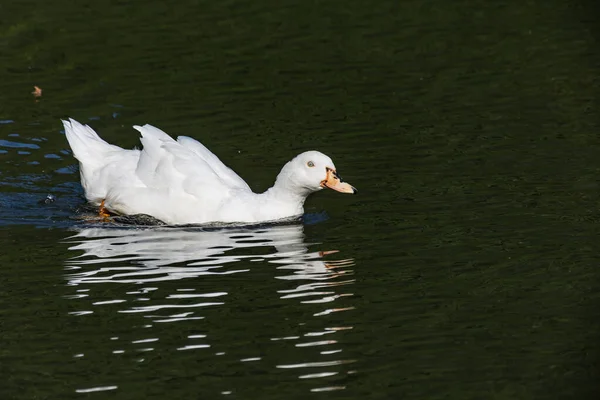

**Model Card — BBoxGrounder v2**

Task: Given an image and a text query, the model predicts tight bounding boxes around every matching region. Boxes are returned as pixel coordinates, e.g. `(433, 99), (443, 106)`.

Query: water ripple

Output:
(0, 139), (40, 149)
(75, 386), (118, 394)
(276, 359), (356, 369)
(63, 223), (356, 393)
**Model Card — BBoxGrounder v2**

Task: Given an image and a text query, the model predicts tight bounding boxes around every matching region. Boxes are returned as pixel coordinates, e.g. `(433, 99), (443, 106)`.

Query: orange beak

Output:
(320, 167), (357, 194)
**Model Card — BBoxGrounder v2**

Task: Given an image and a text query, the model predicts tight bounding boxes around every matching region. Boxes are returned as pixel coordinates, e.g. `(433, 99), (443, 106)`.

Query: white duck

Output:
(62, 118), (356, 225)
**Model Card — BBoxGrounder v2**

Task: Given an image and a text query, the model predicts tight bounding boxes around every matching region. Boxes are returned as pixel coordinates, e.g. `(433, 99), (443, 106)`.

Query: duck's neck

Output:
(262, 183), (308, 204)
(256, 179), (311, 220)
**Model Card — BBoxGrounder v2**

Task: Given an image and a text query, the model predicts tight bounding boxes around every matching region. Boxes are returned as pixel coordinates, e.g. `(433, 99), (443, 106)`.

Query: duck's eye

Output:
(307, 161), (315, 168)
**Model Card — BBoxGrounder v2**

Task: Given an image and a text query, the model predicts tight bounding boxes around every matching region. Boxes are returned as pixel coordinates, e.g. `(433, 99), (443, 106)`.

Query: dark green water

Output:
(1, 0), (600, 398)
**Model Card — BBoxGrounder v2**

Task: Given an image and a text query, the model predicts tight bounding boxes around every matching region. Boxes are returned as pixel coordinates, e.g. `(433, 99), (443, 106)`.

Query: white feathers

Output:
(63, 118), (140, 203)
(62, 119), (347, 225)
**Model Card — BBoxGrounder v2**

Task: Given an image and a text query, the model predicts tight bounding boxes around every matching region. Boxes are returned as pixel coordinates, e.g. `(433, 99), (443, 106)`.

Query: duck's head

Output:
(276, 151), (357, 196)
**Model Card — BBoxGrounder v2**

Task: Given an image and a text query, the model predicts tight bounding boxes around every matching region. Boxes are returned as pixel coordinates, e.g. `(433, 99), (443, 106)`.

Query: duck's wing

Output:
(133, 124), (177, 186)
(133, 125), (247, 206)
(176, 135), (251, 191)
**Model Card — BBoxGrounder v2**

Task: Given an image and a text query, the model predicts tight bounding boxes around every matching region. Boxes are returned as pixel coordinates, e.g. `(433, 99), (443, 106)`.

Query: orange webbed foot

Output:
(99, 200), (111, 220)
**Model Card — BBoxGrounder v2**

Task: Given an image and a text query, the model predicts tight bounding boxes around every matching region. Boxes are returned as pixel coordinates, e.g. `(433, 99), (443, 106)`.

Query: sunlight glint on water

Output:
(64, 224), (356, 394)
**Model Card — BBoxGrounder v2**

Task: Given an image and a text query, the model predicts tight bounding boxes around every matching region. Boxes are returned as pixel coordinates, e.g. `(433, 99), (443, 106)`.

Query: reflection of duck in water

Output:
(65, 224), (357, 393)
(66, 223), (354, 291)
(63, 119), (356, 225)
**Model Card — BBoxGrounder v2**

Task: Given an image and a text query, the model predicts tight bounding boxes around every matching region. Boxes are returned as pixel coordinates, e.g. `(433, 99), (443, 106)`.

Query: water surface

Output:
(1, 0), (599, 399)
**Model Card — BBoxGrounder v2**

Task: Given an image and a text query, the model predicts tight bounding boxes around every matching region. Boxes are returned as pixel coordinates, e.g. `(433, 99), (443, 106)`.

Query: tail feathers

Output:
(63, 118), (126, 200)
(62, 118), (122, 162)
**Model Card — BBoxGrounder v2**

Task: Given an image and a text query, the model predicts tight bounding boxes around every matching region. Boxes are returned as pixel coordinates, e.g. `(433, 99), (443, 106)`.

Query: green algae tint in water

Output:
(1, 0), (600, 399)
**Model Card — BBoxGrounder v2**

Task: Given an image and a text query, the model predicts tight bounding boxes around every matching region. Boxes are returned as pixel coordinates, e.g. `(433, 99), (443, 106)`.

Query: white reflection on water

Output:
(64, 223), (356, 393)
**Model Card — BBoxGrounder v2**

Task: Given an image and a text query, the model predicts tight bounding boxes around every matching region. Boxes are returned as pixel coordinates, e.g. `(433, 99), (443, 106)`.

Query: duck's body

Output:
(62, 119), (355, 225)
